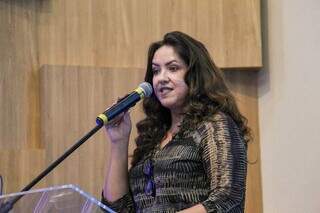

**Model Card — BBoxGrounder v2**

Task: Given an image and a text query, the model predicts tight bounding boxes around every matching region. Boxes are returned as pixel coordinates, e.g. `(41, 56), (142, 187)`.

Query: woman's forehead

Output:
(152, 46), (184, 65)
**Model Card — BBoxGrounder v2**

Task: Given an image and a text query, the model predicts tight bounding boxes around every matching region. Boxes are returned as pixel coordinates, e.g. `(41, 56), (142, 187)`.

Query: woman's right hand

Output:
(104, 111), (132, 145)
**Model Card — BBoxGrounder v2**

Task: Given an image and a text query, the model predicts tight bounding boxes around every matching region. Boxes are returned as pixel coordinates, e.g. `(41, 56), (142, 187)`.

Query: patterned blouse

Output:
(102, 112), (247, 212)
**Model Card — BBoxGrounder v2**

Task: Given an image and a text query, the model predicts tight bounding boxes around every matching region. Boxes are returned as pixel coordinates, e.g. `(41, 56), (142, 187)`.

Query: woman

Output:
(102, 31), (250, 212)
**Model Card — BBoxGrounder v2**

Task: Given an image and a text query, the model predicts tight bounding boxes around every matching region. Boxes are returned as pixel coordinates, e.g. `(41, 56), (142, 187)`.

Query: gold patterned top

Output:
(102, 112), (247, 213)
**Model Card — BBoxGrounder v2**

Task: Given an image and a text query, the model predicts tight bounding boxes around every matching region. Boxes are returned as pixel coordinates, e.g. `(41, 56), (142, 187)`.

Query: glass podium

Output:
(0, 185), (115, 213)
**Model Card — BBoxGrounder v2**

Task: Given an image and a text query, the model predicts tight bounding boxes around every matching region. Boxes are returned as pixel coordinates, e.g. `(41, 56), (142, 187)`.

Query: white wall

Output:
(259, 0), (320, 212)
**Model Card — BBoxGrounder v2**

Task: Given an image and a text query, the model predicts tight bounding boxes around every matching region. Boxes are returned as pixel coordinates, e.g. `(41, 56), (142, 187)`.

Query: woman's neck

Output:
(169, 110), (184, 134)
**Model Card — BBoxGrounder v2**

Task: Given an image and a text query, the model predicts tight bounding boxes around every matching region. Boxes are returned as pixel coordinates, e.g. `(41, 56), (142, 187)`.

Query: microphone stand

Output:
(0, 123), (104, 213)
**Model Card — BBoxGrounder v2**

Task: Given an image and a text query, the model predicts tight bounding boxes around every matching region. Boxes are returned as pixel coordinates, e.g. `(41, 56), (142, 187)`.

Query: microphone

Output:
(96, 82), (153, 126)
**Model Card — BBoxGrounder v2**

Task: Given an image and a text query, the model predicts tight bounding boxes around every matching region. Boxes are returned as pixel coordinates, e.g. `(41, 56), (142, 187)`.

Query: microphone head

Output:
(139, 82), (153, 97)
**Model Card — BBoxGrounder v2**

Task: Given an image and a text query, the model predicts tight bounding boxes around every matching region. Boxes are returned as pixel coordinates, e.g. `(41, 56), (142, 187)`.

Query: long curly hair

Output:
(131, 31), (250, 166)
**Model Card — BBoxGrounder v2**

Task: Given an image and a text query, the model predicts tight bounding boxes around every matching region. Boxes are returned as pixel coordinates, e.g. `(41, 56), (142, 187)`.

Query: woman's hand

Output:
(177, 204), (207, 213)
(105, 111), (132, 145)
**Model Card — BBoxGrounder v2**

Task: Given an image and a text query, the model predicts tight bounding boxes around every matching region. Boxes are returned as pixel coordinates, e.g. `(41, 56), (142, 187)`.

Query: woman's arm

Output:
(199, 113), (247, 212)
(102, 112), (134, 211)
(103, 137), (130, 201)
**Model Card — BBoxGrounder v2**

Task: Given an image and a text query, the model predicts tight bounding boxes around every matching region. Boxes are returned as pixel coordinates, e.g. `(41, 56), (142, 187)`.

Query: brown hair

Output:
(132, 31), (250, 166)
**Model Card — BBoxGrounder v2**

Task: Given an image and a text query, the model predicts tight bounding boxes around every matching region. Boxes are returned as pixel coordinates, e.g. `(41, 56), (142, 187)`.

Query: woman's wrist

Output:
(110, 139), (129, 153)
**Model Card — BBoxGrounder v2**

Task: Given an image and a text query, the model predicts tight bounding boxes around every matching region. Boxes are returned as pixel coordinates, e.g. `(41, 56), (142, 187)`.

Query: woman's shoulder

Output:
(182, 112), (225, 140)
(197, 111), (236, 131)
(182, 111), (242, 144)
(200, 110), (247, 143)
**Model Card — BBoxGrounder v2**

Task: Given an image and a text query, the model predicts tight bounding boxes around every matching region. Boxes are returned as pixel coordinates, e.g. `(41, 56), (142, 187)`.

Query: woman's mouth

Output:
(160, 87), (172, 92)
(159, 87), (173, 95)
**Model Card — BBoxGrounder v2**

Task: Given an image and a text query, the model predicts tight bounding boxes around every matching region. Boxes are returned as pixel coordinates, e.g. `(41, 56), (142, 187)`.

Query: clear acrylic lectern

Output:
(0, 184), (115, 213)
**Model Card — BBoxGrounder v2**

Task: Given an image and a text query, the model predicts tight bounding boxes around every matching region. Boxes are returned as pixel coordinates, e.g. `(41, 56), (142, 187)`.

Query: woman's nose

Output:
(157, 69), (169, 82)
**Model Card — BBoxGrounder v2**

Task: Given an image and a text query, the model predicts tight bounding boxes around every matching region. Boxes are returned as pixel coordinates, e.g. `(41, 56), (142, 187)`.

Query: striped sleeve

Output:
(198, 113), (247, 212)
(101, 191), (135, 213)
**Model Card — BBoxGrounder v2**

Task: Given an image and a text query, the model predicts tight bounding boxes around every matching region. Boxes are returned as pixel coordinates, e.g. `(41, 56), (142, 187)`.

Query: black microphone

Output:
(96, 82), (153, 126)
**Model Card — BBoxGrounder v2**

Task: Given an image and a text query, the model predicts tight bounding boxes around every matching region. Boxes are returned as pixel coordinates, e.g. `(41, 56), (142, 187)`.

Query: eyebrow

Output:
(152, 60), (180, 67)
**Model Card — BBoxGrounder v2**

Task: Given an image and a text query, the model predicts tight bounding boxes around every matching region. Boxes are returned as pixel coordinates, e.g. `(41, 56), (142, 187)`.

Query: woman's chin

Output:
(160, 101), (175, 110)
(160, 101), (183, 112)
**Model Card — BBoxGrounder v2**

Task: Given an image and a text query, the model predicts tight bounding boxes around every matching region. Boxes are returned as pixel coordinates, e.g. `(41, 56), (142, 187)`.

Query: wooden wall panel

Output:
(40, 65), (145, 197)
(38, 0), (261, 69)
(0, 0), (263, 212)
(0, 0), (40, 149)
(0, 149), (45, 194)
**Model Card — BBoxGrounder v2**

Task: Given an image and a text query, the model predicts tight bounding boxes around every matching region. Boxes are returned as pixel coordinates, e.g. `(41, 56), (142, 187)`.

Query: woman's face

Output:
(152, 45), (189, 112)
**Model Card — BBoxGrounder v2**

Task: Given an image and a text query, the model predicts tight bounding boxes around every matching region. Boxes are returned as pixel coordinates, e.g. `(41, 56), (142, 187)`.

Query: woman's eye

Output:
(152, 68), (160, 74)
(169, 66), (179, 72)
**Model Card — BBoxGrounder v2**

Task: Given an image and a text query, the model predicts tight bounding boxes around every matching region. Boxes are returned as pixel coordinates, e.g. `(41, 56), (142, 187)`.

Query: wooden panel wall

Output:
(37, 0), (261, 68)
(0, 0), (262, 212)
(39, 65), (145, 196)
(0, 0), (40, 149)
